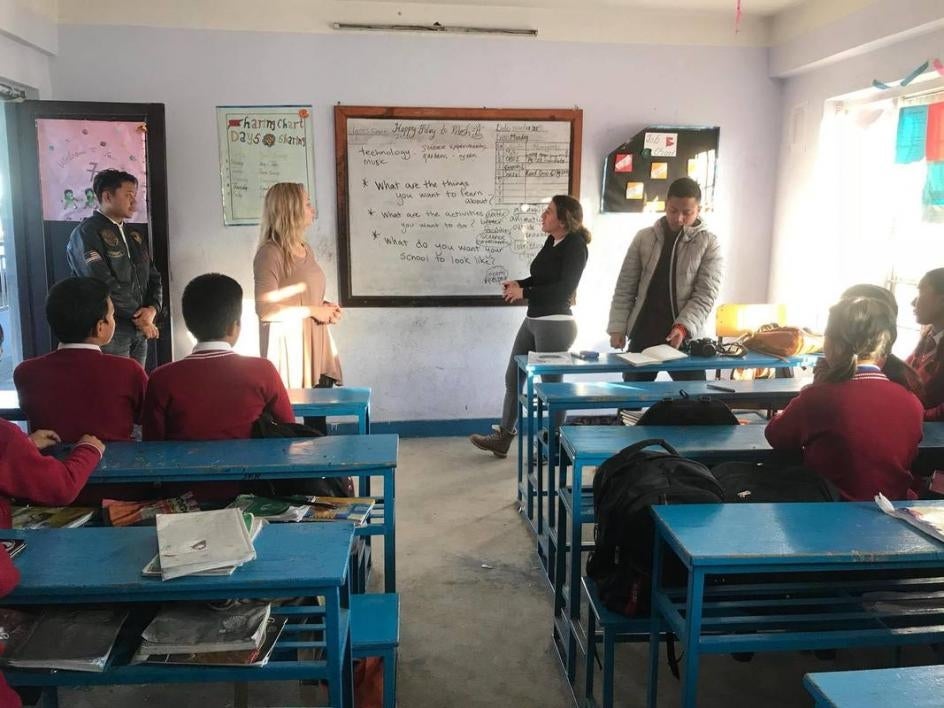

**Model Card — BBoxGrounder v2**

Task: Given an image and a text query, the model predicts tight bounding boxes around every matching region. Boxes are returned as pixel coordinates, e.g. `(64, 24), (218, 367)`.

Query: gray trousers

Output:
(103, 321), (148, 368)
(501, 317), (578, 433)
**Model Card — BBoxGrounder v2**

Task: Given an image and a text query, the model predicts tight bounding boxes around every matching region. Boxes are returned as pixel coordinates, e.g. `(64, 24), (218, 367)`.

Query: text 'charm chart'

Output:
(335, 107), (582, 306)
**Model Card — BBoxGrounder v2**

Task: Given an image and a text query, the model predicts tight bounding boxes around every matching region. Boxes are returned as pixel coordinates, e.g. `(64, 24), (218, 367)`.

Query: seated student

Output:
(765, 297), (923, 501)
(14, 277), (147, 442)
(143, 273), (294, 441)
(907, 268), (944, 420)
(841, 283), (923, 398)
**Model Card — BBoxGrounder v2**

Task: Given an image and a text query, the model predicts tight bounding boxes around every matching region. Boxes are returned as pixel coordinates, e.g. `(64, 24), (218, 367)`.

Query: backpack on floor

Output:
(586, 439), (724, 618)
(635, 395), (739, 426)
(711, 461), (840, 503)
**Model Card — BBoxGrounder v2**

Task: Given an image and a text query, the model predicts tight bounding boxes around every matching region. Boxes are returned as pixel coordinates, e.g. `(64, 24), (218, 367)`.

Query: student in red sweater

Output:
(766, 297), (924, 501)
(907, 268), (944, 420)
(143, 273), (294, 441)
(14, 277), (147, 442)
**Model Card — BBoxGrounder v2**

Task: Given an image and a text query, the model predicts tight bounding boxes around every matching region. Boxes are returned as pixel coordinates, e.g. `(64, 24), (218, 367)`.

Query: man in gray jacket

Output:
(607, 177), (722, 381)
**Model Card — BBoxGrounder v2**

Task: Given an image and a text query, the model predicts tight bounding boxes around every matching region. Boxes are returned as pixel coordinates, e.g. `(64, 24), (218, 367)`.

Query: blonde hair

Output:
(258, 182), (309, 265)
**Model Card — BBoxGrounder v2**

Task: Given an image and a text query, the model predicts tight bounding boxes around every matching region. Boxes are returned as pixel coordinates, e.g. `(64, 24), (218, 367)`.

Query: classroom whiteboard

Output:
(216, 105), (316, 226)
(335, 106), (582, 306)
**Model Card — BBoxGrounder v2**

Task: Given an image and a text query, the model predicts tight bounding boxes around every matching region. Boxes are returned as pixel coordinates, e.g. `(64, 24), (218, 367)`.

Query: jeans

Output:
(103, 321), (148, 368)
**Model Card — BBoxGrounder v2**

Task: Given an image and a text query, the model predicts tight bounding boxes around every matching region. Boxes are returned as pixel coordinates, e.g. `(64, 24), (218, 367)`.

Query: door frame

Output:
(3, 100), (171, 364)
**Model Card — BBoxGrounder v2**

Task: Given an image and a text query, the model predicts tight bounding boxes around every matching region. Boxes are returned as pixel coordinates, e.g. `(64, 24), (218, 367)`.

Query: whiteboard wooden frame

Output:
(334, 105), (583, 307)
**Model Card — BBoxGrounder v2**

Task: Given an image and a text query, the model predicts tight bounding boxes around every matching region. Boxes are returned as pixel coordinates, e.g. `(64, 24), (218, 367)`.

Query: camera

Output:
(685, 337), (718, 357)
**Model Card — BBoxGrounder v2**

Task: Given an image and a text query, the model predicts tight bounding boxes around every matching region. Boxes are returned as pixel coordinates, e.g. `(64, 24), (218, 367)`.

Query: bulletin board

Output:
(601, 125), (720, 213)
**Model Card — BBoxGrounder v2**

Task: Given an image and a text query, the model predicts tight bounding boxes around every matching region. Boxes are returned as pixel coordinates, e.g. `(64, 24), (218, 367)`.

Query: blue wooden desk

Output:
(0, 387), (372, 433)
(514, 352), (818, 527)
(289, 387), (371, 434)
(804, 665), (944, 707)
(1, 523), (355, 707)
(648, 502), (944, 708)
(552, 423), (944, 687)
(90, 435), (399, 592)
(534, 378), (808, 578)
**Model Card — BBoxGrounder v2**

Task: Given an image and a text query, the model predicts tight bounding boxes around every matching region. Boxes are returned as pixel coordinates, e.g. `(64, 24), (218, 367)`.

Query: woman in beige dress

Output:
(253, 183), (342, 405)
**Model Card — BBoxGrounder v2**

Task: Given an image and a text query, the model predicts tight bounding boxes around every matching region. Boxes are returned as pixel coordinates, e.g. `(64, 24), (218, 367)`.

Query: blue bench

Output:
(533, 378), (807, 580)
(647, 501), (944, 708)
(804, 665), (944, 707)
(2, 524), (357, 708)
(513, 352), (818, 529)
(351, 593), (400, 708)
(90, 435), (399, 592)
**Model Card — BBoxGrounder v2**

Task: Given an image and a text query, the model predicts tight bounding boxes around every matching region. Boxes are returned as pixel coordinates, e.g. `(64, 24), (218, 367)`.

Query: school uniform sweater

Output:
(765, 369), (923, 501)
(142, 344), (294, 441)
(907, 331), (944, 420)
(517, 233), (589, 317)
(14, 345), (147, 442)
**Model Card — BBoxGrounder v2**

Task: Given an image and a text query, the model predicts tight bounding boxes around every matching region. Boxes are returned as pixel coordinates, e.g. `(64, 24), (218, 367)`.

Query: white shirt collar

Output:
(57, 343), (101, 351)
(933, 329), (944, 346)
(192, 341), (233, 353)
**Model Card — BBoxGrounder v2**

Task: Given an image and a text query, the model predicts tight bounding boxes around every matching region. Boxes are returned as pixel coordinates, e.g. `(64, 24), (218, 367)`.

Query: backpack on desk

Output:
(635, 394), (739, 426)
(586, 439), (724, 618)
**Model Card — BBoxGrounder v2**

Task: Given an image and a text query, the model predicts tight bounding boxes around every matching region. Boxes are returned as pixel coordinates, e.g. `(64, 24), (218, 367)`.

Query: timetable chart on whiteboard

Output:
(345, 118), (573, 298)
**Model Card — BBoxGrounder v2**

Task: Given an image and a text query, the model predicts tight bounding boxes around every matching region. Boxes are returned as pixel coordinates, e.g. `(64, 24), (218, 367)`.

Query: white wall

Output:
(50, 25), (781, 421)
(0, 0), (57, 95)
(768, 23), (944, 313)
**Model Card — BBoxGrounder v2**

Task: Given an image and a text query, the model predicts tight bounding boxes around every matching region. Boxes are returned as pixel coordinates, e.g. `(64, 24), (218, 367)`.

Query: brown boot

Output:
(469, 428), (515, 458)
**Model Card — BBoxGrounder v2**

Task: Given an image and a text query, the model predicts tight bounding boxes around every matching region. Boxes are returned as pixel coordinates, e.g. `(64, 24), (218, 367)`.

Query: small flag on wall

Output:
(927, 103), (944, 162)
(923, 163), (944, 206)
(896, 106), (928, 163)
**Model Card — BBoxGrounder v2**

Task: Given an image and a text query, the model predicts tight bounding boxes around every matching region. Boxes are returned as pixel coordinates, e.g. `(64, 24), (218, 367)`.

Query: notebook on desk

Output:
(617, 344), (688, 367)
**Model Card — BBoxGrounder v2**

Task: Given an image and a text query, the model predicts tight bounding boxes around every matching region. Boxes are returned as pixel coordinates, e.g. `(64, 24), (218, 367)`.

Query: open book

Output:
(875, 494), (944, 544)
(617, 344), (688, 367)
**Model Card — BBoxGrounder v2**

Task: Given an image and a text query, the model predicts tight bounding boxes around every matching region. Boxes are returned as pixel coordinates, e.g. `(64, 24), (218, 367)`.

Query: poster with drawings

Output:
(216, 105), (316, 226)
(36, 119), (149, 222)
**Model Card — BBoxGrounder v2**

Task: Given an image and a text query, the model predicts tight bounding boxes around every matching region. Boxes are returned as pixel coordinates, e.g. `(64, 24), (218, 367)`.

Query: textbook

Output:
(527, 351), (573, 365)
(228, 494), (310, 522)
(143, 514), (265, 578)
(140, 616), (286, 667)
(228, 495), (376, 525)
(875, 494), (944, 544)
(103, 492), (200, 527)
(617, 345), (689, 367)
(304, 497), (375, 525)
(153, 508), (258, 580)
(0, 607), (128, 673)
(137, 602), (271, 656)
(11, 506), (95, 529)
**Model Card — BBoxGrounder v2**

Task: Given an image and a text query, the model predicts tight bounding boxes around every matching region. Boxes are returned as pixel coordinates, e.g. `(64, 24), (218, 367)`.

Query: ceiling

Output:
(336, 0), (809, 17)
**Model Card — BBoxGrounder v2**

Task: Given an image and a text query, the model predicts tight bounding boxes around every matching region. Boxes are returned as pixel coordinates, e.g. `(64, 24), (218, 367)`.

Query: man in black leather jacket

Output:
(66, 169), (162, 367)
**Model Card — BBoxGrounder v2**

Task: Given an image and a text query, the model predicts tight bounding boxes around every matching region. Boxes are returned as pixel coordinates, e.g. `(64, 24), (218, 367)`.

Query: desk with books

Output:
(89, 435), (400, 592)
(513, 352), (818, 528)
(0, 523), (356, 707)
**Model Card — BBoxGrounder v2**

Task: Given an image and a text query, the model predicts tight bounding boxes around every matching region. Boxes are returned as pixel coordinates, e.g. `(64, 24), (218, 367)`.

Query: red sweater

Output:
(14, 347), (147, 442)
(0, 421), (99, 707)
(907, 334), (944, 421)
(142, 347), (294, 441)
(765, 370), (923, 501)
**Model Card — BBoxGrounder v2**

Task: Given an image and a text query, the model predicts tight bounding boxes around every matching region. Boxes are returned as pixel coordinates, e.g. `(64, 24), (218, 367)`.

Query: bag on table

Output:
(741, 324), (823, 359)
(635, 395), (739, 426)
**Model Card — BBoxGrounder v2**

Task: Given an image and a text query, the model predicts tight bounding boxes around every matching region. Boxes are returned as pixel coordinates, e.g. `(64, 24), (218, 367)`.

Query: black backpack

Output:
(711, 461), (840, 503)
(586, 439), (724, 618)
(635, 394), (739, 426)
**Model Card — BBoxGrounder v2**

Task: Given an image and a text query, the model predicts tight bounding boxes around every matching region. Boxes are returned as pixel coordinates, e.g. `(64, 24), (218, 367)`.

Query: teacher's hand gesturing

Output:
(502, 281), (524, 303)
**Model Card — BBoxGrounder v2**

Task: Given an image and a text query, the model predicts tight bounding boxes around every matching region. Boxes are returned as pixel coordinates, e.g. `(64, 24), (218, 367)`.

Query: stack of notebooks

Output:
(103, 492), (200, 527)
(133, 602), (285, 667)
(0, 607), (128, 672)
(229, 494), (376, 525)
(11, 506), (96, 529)
(143, 508), (264, 580)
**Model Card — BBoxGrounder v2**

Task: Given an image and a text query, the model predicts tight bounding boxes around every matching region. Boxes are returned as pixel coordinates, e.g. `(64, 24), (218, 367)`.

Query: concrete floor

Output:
(59, 436), (939, 707)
